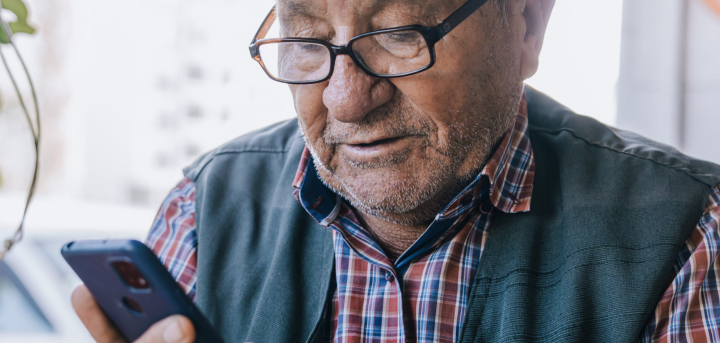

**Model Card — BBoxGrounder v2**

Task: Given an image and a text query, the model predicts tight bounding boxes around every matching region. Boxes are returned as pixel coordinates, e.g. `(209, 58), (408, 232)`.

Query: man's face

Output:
(280, 0), (529, 224)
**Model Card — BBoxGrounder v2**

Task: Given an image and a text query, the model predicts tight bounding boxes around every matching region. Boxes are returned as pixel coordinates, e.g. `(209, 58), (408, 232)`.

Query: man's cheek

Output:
(293, 86), (330, 138)
(292, 84), (327, 122)
(303, 127), (333, 167)
(391, 75), (440, 110)
(300, 121), (338, 172)
(299, 115), (325, 142)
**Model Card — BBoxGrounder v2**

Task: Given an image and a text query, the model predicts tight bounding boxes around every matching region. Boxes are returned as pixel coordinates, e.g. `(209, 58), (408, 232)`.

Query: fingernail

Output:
(163, 319), (185, 343)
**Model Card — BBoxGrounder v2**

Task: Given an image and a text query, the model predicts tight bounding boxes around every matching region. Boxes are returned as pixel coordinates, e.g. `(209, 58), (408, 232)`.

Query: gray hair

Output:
(493, 0), (510, 26)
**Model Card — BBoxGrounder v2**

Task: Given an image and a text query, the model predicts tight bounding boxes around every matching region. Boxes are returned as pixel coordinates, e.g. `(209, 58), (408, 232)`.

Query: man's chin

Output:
(335, 171), (448, 222)
(314, 154), (459, 224)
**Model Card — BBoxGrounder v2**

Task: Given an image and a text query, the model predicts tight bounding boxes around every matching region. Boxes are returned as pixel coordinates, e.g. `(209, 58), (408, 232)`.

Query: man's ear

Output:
(520, 0), (555, 79)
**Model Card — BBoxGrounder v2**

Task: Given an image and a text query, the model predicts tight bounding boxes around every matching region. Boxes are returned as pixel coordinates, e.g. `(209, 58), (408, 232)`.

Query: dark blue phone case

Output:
(61, 239), (224, 343)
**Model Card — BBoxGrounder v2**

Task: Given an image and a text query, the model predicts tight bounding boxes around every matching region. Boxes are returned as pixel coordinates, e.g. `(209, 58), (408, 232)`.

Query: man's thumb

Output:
(134, 315), (195, 343)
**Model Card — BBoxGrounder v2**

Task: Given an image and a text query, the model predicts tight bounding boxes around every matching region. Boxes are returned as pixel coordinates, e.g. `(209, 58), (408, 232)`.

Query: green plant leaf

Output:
(0, 0), (36, 44)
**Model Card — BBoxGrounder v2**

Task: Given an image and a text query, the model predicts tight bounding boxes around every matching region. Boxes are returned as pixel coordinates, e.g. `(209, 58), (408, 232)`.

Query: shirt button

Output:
(385, 271), (395, 282)
(480, 202), (493, 214)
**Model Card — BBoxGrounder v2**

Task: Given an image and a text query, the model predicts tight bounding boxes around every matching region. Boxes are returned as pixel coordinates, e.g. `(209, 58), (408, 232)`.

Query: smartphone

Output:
(61, 239), (224, 342)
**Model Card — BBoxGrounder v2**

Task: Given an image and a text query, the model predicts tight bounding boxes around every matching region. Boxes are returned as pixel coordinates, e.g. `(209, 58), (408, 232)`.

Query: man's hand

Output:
(71, 285), (196, 343)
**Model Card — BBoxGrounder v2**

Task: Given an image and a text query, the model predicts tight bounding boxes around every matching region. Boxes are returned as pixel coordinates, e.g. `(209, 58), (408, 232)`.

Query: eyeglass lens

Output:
(259, 42), (332, 82)
(258, 29), (431, 83)
(352, 30), (431, 76)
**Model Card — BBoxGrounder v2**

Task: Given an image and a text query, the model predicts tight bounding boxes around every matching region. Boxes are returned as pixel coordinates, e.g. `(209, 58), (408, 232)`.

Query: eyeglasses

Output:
(249, 0), (490, 84)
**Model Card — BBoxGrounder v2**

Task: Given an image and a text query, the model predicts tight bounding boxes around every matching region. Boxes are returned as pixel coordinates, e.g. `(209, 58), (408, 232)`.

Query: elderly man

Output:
(72, 0), (720, 342)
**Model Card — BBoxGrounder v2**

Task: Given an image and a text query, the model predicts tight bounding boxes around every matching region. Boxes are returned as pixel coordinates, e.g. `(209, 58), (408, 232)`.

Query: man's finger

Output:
(71, 284), (127, 343)
(134, 315), (195, 343)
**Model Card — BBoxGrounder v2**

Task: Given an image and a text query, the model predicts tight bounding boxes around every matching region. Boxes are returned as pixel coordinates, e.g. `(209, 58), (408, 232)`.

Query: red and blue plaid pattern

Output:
(147, 91), (720, 342)
(317, 201), (491, 342)
(640, 185), (720, 342)
(146, 178), (198, 302)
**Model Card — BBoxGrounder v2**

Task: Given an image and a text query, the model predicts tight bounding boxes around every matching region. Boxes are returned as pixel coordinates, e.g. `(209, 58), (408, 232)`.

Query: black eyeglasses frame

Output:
(248, 0), (490, 85)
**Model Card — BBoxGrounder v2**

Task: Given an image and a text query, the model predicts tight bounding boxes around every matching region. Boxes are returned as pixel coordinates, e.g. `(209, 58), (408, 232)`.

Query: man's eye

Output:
(389, 33), (411, 41)
(386, 32), (420, 43)
(301, 44), (324, 53)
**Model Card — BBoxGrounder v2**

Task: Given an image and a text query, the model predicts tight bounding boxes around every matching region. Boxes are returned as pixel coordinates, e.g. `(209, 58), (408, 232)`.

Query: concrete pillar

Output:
(616, 0), (687, 148)
(617, 0), (720, 163)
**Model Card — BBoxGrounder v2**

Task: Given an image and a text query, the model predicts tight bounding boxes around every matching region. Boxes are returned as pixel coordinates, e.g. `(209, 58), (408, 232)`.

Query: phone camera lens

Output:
(122, 296), (144, 314)
(111, 261), (152, 290)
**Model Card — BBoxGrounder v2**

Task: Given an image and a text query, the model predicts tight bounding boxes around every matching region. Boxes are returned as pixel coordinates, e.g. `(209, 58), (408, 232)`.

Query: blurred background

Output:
(0, 0), (718, 341)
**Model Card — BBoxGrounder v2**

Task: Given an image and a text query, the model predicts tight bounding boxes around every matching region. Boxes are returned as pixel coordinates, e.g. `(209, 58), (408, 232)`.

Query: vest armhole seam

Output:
(184, 136), (304, 182)
(529, 125), (718, 189)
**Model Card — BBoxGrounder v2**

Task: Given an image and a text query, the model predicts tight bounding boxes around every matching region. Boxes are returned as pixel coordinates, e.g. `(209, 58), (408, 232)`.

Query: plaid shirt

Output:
(147, 93), (720, 342)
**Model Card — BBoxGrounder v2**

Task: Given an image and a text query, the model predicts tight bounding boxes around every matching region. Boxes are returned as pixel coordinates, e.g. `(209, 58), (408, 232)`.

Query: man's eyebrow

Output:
(282, 1), (322, 17)
(282, 0), (430, 17)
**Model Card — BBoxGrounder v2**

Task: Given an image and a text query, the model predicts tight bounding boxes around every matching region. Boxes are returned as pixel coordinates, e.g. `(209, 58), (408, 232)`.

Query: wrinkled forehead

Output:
(276, 0), (453, 28)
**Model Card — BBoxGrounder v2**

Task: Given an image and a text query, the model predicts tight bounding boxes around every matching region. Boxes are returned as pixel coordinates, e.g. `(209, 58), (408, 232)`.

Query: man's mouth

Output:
(338, 135), (417, 165)
(349, 137), (404, 147)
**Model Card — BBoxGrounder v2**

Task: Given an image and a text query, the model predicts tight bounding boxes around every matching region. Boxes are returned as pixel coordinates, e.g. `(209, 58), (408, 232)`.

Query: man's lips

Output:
(345, 136), (404, 147)
(338, 135), (416, 162)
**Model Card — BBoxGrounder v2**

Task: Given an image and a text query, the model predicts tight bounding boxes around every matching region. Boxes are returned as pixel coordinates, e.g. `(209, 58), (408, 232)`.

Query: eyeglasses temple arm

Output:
(435, 0), (490, 39)
(251, 5), (277, 45)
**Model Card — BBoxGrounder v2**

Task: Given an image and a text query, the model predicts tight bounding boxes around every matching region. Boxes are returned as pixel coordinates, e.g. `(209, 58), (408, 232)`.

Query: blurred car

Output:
(0, 193), (155, 343)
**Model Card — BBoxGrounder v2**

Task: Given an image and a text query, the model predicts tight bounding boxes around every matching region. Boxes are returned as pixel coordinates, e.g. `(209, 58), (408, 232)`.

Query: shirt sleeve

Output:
(640, 185), (720, 342)
(146, 178), (198, 302)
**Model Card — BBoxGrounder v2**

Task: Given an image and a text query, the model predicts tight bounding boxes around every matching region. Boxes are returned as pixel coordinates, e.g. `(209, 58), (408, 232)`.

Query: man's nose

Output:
(322, 55), (394, 123)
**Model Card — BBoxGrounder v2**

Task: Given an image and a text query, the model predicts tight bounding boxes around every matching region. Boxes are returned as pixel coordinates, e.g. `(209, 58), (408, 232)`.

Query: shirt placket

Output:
(330, 218), (407, 343)
(329, 183), (489, 343)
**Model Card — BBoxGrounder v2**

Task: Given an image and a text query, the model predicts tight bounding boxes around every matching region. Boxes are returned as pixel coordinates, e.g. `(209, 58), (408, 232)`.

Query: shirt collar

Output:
(293, 90), (535, 226)
(470, 90), (534, 214)
(292, 150), (342, 226)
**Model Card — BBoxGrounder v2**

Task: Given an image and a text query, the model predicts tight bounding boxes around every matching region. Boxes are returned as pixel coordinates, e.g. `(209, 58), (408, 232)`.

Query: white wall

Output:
(527, 0), (624, 126)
